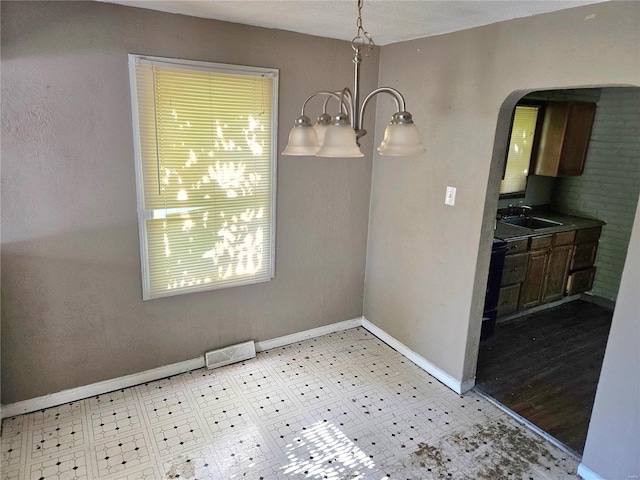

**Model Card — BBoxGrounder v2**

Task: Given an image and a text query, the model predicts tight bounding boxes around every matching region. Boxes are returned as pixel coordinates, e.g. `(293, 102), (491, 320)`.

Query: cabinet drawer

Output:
(497, 284), (521, 316)
(575, 227), (601, 244)
(501, 253), (529, 286)
(571, 242), (598, 270)
(552, 230), (576, 246)
(529, 235), (552, 251)
(505, 238), (528, 255)
(567, 267), (596, 296)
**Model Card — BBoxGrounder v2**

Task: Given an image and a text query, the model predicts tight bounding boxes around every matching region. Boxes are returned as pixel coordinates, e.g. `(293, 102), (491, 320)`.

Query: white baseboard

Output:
(4, 315), (473, 417)
(577, 463), (606, 480)
(361, 317), (471, 394)
(254, 317), (363, 352)
(1, 317), (363, 419)
(1, 357), (205, 419)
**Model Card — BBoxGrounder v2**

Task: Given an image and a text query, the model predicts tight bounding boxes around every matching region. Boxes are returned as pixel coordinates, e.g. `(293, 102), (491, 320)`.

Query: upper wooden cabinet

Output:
(533, 101), (597, 177)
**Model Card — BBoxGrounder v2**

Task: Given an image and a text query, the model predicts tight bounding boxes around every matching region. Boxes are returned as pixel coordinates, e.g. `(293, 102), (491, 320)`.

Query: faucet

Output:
(519, 205), (533, 216)
(506, 204), (532, 216)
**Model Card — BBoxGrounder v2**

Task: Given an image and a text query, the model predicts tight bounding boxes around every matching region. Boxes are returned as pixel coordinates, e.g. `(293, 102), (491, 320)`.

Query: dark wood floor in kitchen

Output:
(475, 299), (613, 455)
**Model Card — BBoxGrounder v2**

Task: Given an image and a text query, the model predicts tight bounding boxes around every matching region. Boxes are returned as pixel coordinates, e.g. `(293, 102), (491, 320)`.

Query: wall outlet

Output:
(445, 186), (456, 206)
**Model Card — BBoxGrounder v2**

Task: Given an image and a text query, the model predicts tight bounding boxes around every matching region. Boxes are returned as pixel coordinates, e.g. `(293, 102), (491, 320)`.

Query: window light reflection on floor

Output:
(281, 421), (376, 478)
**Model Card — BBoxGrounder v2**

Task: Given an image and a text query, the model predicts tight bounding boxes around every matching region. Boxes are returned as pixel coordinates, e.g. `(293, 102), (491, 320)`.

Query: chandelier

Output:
(282, 0), (425, 157)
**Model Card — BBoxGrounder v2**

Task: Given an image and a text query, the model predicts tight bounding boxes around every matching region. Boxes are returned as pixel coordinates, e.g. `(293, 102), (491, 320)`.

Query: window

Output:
(500, 104), (540, 196)
(129, 55), (278, 300)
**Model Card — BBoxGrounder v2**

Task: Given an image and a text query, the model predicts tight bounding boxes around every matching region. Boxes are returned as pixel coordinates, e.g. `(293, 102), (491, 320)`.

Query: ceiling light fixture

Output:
(282, 0), (425, 158)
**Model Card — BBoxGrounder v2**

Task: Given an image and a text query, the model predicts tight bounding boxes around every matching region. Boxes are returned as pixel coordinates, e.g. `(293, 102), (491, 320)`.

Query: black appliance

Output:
(481, 239), (507, 340)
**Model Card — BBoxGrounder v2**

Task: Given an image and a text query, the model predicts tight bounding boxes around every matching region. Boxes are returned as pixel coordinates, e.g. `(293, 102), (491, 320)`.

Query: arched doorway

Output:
(472, 86), (639, 455)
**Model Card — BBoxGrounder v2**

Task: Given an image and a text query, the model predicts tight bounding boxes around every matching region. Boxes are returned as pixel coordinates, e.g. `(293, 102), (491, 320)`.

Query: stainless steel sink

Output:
(500, 216), (563, 229)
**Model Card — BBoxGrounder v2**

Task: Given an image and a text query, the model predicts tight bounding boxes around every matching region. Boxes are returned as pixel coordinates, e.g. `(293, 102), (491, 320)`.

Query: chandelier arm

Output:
(338, 87), (355, 125)
(340, 89), (353, 116)
(321, 95), (332, 113)
(357, 87), (406, 133)
(300, 90), (354, 121)
(300, 91), (345, 116)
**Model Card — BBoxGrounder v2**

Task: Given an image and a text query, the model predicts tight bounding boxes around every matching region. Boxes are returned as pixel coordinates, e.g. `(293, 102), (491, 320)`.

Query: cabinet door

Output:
(498, 284), (521, 316)
(519, 250), (548, 309)
(533, 101), (596, 177)
(559, 103), (596, 175)
(534, 103), (568, 176)
(542, 245), (573, 303)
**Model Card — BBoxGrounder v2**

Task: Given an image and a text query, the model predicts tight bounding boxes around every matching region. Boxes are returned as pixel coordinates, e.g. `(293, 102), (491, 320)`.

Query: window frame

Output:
(499, 101), (544, 199)
(128, 54), (279, 300)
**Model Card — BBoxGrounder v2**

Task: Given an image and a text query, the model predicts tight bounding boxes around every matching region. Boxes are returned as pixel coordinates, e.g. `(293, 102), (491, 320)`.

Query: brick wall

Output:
(552, 87), (640, 301)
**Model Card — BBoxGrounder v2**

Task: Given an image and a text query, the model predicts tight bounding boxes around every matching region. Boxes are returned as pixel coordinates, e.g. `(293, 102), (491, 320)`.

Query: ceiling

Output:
(99, 0), (608, 46)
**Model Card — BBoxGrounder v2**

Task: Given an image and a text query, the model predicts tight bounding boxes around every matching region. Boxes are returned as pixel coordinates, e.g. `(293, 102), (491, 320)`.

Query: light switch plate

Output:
(445, 186), (456, 206)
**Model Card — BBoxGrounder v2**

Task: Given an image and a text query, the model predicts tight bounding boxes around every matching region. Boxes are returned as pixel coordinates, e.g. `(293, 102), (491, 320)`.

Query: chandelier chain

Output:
(352, 0), (374, 55)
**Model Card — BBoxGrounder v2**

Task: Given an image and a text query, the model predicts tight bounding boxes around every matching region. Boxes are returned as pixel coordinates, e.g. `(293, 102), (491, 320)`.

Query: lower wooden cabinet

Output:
(567, 226), (601, 295)
(497, 284), (521, 316)
(542, 244), (573, 302)
(520, 250), (548, 309)
(518, 242), (573, 309)
(496, 224), (601, 317)
(567, 267), (596, 296)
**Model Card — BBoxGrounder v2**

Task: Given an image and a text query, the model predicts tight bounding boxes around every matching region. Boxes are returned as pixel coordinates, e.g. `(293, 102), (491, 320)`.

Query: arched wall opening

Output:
(466, 84), (639, 456)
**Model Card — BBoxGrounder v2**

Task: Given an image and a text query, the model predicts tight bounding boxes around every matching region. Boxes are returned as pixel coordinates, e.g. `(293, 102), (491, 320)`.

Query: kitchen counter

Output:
(494, 212), (605, 240)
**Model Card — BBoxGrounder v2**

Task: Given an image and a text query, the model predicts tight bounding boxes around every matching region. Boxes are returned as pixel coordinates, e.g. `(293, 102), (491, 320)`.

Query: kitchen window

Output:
(129, 55), (278, 300)
(500, 104), (541, 197)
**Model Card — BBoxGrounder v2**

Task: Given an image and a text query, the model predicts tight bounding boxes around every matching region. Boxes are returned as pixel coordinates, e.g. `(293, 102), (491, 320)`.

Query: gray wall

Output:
(367, 2), (639, 478)
(2, 2), (639, 478)
(0, 1), (378, 403)
(552, 87), (640, 301)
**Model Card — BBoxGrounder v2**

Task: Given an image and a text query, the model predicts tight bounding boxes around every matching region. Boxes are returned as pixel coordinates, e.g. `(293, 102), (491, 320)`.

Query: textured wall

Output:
(0, 1), (378, 403)
(552, 87), (640, 300)
(367, 3), (639, 477)
(367, 0), (640, 386)
(581, 199), (640, 478)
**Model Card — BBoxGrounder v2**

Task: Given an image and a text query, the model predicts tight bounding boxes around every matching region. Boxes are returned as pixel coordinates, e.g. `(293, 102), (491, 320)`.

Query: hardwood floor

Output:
(475, 299), (613, 455)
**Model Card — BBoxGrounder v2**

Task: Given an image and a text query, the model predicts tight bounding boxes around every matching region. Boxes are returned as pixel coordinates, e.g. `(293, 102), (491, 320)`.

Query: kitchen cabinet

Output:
(567, 226), (602, 295)
(533, 101), (596, 177)
(520, 249), (548, 309)
(541, 245), (573, 302)
(494, 213), (604, 318)
(497, 238), (529, 316)
(567, 267), (597, 296)
(500, 253), (529, 287)
(497, 284), (521, 317)
(519, 233), (573, 309)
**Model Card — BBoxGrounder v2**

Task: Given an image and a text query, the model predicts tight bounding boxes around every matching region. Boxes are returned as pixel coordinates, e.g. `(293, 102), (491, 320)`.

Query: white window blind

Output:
(129, 55), (278, 300)
(500, 105), (540, 195)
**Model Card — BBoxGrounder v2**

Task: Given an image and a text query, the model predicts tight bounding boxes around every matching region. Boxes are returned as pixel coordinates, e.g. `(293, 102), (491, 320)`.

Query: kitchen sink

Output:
(500, 216), (563, 229)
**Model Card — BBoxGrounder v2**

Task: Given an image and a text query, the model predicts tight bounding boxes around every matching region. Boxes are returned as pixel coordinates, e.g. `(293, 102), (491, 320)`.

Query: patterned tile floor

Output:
(1, 328), (581, 479)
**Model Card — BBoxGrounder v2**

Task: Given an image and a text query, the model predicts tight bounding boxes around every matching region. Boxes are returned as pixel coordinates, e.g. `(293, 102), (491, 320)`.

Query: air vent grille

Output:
(205, 340), (256, 370)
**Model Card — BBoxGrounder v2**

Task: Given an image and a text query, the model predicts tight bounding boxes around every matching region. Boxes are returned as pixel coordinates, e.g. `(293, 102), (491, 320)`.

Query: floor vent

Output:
(205, 340), (256, 370)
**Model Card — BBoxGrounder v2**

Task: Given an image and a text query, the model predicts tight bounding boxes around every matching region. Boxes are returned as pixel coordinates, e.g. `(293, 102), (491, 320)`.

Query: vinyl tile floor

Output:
(1, 327), (580, 479)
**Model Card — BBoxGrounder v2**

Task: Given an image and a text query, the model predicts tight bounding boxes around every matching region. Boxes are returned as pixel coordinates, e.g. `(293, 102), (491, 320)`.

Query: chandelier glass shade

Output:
(282, 1), (425, 158)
